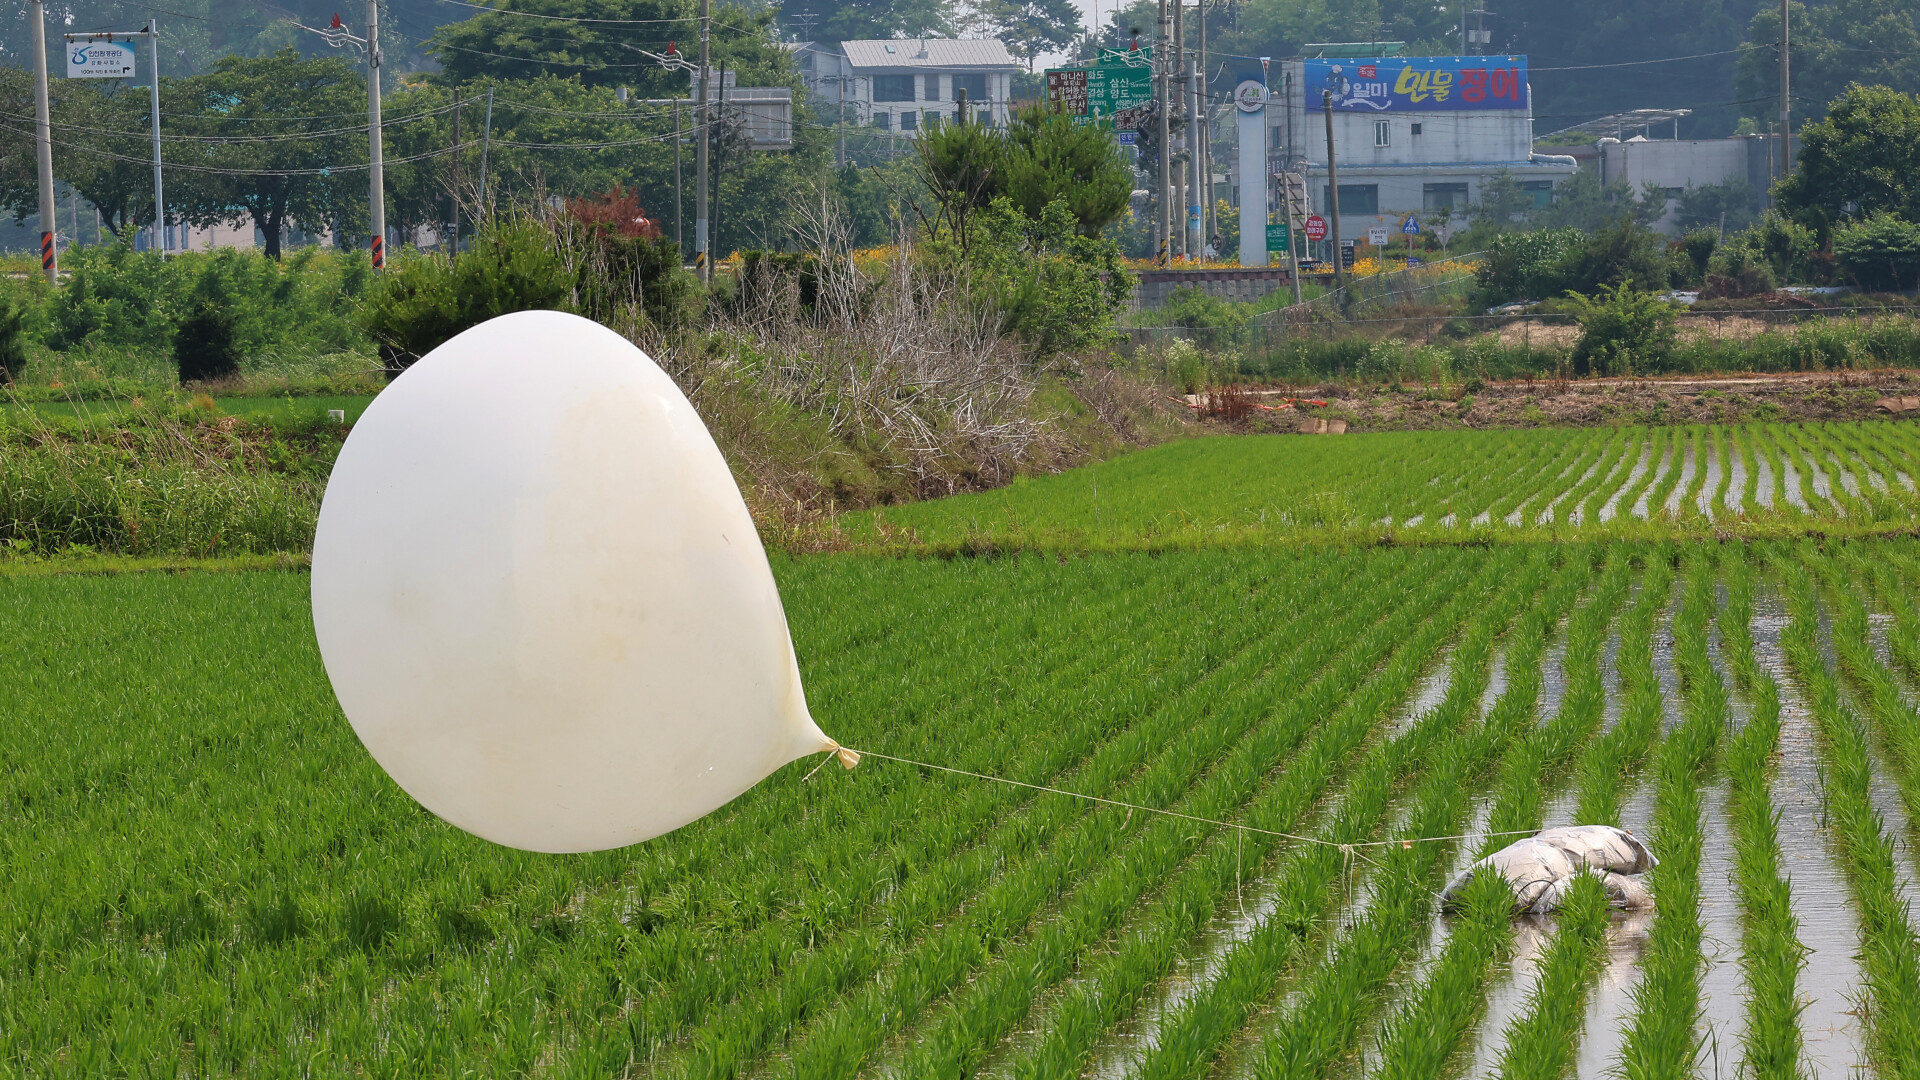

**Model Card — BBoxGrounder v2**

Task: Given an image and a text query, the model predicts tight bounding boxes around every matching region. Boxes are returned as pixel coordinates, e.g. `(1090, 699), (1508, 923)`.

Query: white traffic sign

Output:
(67, 39), (136, 78)
(1367, 226), (1389, 246)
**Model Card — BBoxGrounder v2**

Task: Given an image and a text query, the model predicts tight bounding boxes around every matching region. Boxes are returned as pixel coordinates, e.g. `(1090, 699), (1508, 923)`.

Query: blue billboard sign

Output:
(1304, 56), (1528, 112)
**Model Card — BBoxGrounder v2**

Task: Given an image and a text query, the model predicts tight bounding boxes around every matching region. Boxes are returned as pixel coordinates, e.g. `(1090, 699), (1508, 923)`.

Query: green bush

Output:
(1670, 230), (1717, 289)
(1473, 227), (1584, 304)
(1564, 284), (1679, 376)
(174, 302), (243, 383)
(1558, 219), (1670, 296)
(359, 216), (575, 376)
(1717, 211), (1820, 284)
(1831, 212), (1920, 292)
(948, 198), (1133, 357)
(0, 296), (26, 383)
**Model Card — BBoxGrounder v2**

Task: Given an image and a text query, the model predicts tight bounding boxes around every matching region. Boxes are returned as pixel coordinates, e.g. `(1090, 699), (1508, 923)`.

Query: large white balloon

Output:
(311, 310), (840, 853)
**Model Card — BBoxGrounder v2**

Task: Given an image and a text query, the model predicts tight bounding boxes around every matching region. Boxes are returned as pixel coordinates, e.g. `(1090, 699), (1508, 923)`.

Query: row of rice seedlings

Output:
(1561, 430), (1640, 526)
(1489, 871), (1616, 1079)
(1616, 551), (1728, 1076)
(1865, 547), (1920, 683)
(1243, 561), (1591, 1080)
(1356, 559), (1595, 1079)
(1710, 426), (1737, 516)
(1510, 428), (1615, 526)
(968, 549), (1574, 1080)
(1480, 430), (1594, 526)
(1716, 547), (1806, 1079)
(883, 549), (1556, 1080)
(1823, 425), (1920, 517)
(1772, 549), (1920, 1073)
(1616, 428), (1677, 523)
(1728, 423), (1765, 513)
(1819, 547), (1920, 855)
(1480, 553), (1654, 1080)
(1409, 432), (1549, 526)
(1778, 425), (1851, 517)
(1594, 433), (1659, 524)
(1574, 550), (1678, 826)
(1237, 703), (1526, 1080)
(657, 551), (1438, 1078)
(754, 551), (1513, 1080)
(1461, 431), (1585, 526)
(625, 555), (1261, 1053)
(1087, 553), (1589, 1080)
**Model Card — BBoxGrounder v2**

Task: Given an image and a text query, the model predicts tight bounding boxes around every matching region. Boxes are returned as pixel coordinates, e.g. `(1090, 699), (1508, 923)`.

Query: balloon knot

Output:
(834, 746), (861, 770)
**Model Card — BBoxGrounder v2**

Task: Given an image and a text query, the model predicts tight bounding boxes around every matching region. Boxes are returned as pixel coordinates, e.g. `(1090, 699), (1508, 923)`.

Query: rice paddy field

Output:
(7, 420), (1920, 1077)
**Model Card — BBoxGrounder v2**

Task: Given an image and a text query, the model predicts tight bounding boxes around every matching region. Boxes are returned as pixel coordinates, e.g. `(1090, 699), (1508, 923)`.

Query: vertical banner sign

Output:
(1264, 222), (1289, 252)
(1303, 56), (1528, 111)
(1235, 79), (1266, 268)
(67, 39), (136, 78)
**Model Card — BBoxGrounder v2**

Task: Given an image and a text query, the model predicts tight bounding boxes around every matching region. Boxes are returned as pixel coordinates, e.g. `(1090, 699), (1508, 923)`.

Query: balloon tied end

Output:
(832, 744), (861, 770)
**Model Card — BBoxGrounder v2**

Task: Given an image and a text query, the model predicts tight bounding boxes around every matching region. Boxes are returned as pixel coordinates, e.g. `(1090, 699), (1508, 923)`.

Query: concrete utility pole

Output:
(1324, 89), (1342, 290)
(1196, 0), (1208, 252)
(1156, 0), (1171, 265)
(451, 88), (461, 249)
(674, 98), (684, 257)
(1171, 0), (1184, 259)
(1186, 5), (1203, 259)
(367, 0), (386, 267)
(147, 22), (163, 254)
(30, 0), (56, 282)
(1778, 0), (1790, 177)
(696, 0), (711, 281)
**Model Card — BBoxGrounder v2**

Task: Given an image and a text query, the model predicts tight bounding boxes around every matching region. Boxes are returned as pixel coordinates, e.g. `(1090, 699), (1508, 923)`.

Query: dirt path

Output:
(1245, 369), (1920, 432)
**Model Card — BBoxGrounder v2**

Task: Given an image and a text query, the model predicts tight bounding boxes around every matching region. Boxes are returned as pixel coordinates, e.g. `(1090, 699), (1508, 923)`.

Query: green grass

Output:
(14, 420), (1920, 1077)
(847, 421), (1920, 553)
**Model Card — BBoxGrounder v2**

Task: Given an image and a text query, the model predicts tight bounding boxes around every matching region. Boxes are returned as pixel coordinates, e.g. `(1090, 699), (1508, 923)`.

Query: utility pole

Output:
(1156, 0), (1171, 266)
(1197, 0), (1209, 253)
(30, 0), (57, 282)
(147, 22), (162, 254)
(1324, 89), (1342, 290)
(696, 0), (711, 282)
(674, 98), (684, 259)
(1171, 0), (1184, 260)
(1778, 0), (1790, 178)
(367, 0), (386, 267)
(451, 88), (461, 250)
(838, 75), (846, 166)
(479, 87), (494, 212)
(1186, 5), (1204, 259)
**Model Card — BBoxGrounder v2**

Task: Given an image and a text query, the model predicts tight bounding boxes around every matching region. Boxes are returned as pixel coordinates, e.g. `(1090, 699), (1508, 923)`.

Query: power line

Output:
(437, 0), (703, 25)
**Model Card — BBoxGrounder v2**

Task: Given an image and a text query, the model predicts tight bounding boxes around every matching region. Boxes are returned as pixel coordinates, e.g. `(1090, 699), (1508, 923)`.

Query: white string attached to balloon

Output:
(811, 746), (1544, 854)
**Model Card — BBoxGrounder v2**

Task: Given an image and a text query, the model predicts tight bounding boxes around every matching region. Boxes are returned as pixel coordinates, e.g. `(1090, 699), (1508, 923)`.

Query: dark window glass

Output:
(953, 73), (988, 102)
(1323, 184), (1379, 215)
(1423, 182), (1470, 211)
(873, 74), (915, 101)
(900, 109), (918, 130)
(873, 111), (892, 130)
(1518, 179), (1554, 209)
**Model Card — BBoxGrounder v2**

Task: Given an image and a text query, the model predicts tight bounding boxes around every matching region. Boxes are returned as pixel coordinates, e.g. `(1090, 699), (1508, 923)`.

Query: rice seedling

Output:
(1771, 546), (1920, 1075)
(1718, 547), (1807, 1080)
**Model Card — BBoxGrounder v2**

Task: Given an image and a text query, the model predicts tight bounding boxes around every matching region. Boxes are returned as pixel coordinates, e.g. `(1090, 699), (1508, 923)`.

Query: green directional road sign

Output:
(1044, 56), (1155, 129)
(1265, 221), (1290, 252)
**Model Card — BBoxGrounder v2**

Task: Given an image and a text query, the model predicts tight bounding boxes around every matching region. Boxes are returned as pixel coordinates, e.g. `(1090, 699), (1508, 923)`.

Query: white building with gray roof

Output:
(790, 38), (1020, 135)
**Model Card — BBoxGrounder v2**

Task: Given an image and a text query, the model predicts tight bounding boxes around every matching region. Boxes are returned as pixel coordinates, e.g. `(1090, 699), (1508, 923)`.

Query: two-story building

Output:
(792, 38), (1020, 134)
(1273, 54), (1578, 247)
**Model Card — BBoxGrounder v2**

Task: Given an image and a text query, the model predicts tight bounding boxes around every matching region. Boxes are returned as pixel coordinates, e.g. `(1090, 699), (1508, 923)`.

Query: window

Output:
(1374, 120), (1390, 147)
(900, 109), (918, 131)
(872, 74), (915, 101)
(1423, 182), (1470, 211)
(1662, 186), (1684, 200)
(921, 75), (940, 100)
(1410, 122), (1423, 135)
(1322, 184), (1379, 216)
(1517, 179), (1554, 209)
(873, 111), (892, 131)
(953, 73), (988, 102)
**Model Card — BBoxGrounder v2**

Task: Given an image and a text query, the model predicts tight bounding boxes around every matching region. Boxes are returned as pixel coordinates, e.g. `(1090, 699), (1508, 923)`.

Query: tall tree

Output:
(775, 0), (953, 42)
(1737, 0), (1920, 126)
(430, 0), (790, 93)
(1774, 84), (1920, 230)
(163, 49), (366, 257)
(978, 0), (1080, 70)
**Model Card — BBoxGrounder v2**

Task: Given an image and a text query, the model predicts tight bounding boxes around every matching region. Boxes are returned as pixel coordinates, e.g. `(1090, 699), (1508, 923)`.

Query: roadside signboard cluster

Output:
(1043, 50), (1154, 132)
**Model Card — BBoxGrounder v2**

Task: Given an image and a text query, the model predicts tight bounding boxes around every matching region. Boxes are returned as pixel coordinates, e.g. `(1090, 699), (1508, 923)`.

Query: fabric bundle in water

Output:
(1440, 825), (1657, 914)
